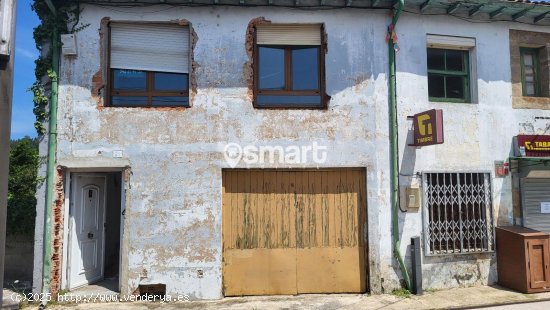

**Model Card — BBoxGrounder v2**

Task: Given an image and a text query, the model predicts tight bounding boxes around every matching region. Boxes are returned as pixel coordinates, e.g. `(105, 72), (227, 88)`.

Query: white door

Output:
(69, 175), (106, 289)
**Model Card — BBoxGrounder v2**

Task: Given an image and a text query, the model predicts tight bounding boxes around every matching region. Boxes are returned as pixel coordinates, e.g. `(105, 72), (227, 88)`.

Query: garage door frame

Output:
(221, 168), (369, 296)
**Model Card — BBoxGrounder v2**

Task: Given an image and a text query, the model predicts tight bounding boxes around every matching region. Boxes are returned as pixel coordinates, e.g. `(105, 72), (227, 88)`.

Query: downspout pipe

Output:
(41, 0), (59, 306)
(388, 0), (412, 290)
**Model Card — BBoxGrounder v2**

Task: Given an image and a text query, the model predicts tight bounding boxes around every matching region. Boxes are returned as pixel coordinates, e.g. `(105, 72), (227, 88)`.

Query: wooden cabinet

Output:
(496, 226), (550, 293)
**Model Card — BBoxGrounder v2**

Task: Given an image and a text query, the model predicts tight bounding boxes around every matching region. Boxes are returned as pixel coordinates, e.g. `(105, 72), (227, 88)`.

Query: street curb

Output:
(455, 297), (550, 309)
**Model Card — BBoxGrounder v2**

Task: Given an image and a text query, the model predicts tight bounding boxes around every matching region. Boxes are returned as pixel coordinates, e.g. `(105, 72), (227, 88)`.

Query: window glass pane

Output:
(259, 46), (285, 90)
(152, 96), (189, 107)
(112, 69), (147, 90)
(525, 74), (534, 83)
(256, 95), (322, 107)
(154, 73), (189, 91)
(292, 47), (319, 90)
(111, 96), (148, 106)
(445, 76), (465, 99)
(525, 83), (535, 96)
(446, 50), (465, 72)
(523, 53), (533, 66)
(428, 74), (445, 98)
(427, 49), (445, 70)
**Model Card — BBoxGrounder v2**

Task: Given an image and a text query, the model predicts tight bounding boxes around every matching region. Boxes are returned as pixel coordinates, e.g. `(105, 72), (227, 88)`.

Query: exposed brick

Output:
(49, 167), (65, 297)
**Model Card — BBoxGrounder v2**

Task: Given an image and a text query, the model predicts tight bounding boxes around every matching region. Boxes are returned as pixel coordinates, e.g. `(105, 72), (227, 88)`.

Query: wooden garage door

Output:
(222, 169), (367, 296)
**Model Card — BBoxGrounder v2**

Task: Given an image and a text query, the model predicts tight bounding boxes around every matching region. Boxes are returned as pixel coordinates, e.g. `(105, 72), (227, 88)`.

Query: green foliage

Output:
(31, 1), (88, 135)
(7, 137), (42, 235)
(391, 288), (411, 298)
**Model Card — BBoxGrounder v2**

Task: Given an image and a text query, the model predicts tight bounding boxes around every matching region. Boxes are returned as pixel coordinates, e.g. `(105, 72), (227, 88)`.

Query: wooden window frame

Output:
(427, 48), (471, 104)
(520, 47), (542, 97)
(106, 22), (190, 108)
(109, 70), (189, 107)
(252, 27), (328, 109)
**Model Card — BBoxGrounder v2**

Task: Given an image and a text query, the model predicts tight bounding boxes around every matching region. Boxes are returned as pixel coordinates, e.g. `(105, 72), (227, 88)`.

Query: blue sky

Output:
(11, 0), (39, 139)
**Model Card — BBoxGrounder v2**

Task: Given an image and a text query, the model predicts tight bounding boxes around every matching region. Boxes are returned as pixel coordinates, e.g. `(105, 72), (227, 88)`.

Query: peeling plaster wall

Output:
(42, 3), (550, 299)
(54, 5), (392, 298)
(396, 14), (550, 290)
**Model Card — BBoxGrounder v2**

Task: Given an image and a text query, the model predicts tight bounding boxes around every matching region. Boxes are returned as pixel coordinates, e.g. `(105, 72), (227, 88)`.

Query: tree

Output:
(7, 137), (40, 235)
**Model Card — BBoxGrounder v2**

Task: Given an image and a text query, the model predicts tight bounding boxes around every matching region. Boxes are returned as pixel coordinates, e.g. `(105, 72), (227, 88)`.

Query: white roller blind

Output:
(521, 178), (550, 233)
(110, 23), (189, 74)
(256, 24), (322, 45)
(427, 34), (475, 50)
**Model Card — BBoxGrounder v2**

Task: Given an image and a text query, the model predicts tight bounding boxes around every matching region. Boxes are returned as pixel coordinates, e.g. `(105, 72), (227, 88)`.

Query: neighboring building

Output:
(0, 0), (17, 305)
(33, 0), (550, 300)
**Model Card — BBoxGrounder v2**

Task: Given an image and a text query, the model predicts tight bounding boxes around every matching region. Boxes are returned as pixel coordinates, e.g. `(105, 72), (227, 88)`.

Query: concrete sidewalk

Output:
(15, 285), (550, 310)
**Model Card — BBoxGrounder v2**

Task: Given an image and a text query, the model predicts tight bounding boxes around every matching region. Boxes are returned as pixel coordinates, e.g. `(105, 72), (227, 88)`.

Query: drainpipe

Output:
(388, 0), (412, 290)
(41, 0), (60, 306)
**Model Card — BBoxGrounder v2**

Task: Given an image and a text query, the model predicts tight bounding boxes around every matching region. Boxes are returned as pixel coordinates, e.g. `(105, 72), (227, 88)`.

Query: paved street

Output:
(473, 300), (550, 310)
(4, 285), (550, 310)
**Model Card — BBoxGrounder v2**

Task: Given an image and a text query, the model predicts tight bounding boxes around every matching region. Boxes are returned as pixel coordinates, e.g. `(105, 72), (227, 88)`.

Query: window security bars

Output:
(422, 172), (494, 255)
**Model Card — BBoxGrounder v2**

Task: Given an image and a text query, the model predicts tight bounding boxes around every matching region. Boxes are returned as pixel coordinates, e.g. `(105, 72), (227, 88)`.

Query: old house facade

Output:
(33, 0), (550, 300)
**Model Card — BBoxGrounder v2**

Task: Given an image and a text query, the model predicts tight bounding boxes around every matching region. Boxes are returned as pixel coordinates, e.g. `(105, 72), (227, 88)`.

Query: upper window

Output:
(427, 48), (470, 103)
(423, 172), (494, 256)
(108, 23), (190, 107)
(254, 24), (327, 108)
(520, 47), (542, 97)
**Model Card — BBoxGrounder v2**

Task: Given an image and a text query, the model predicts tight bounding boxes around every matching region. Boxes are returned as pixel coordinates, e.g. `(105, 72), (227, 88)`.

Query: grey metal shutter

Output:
(110, 23), (189, 74)
(522, 178), (550, 233)
(256, 24), (322, 45)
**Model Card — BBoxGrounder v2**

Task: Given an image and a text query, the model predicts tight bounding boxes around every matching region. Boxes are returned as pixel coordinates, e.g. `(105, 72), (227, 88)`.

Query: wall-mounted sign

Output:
(495, 160), (509, 177)
(517, 135), (550, 157)
(541, 202), (550, 214)
(409, 109), (444, 147)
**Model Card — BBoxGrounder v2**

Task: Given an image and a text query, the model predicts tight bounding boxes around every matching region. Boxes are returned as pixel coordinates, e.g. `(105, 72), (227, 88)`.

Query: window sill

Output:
(253, 104), (327, 110)
(102, 105), (191, 110)
(429, 98), (473, 104)
(512, 95), (550, 110)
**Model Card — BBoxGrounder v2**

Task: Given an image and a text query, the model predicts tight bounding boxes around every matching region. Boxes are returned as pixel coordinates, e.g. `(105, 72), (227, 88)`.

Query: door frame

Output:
(61, 170), (127, 291)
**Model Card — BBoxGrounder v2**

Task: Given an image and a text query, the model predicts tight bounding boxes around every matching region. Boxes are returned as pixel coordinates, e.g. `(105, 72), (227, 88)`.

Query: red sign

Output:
(410, 109), (444, 147)
(494, 161), (509, 177)
(517, 135), (550, 157)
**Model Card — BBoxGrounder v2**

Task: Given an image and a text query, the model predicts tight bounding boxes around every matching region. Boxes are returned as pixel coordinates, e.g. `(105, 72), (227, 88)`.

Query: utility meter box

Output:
(406, 187), (422, 210)
(61, 34), (78, 56)
(0, 0), (16, 64)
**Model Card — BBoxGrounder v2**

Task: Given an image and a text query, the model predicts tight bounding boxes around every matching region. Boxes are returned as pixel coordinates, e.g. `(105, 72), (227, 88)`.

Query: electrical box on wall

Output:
(0, 0), (16, 64)
(406, 187), (421, 210)
(61, 34), (77, 56)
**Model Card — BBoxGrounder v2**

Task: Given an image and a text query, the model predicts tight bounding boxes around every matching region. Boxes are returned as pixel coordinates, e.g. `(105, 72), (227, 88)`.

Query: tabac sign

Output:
(410, 109), (444, 147)
(517, 135), (550, 157)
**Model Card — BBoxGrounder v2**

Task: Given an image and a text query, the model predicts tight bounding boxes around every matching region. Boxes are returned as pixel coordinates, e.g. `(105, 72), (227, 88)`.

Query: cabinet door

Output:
(527, 239), (550, 289)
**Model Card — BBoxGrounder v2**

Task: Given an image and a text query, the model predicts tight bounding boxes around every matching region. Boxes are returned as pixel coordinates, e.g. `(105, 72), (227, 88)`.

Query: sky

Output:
(11, 0), (40, 139)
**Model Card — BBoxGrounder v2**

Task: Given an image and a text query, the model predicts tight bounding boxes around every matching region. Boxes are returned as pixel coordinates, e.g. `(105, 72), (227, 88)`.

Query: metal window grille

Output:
(422, 172), (494, 255)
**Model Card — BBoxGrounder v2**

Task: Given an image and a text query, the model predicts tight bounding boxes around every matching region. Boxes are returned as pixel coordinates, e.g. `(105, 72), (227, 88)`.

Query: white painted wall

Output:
(33, 3), (550, 299)
(396, 14), (550, 289)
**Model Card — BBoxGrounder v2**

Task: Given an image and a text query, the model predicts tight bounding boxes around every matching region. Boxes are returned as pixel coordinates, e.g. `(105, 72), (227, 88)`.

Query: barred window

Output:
(422, 172), (494, 255)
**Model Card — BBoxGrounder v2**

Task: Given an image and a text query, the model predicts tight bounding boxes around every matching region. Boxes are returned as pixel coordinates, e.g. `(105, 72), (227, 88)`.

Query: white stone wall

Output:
(40, 3), (550, 299)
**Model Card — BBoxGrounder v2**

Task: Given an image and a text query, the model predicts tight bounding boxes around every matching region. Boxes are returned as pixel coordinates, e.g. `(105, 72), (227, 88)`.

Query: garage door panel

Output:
(223, 169), (367, 296)
(224, 249), (297, 296)
(296, 247), (365, 293)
